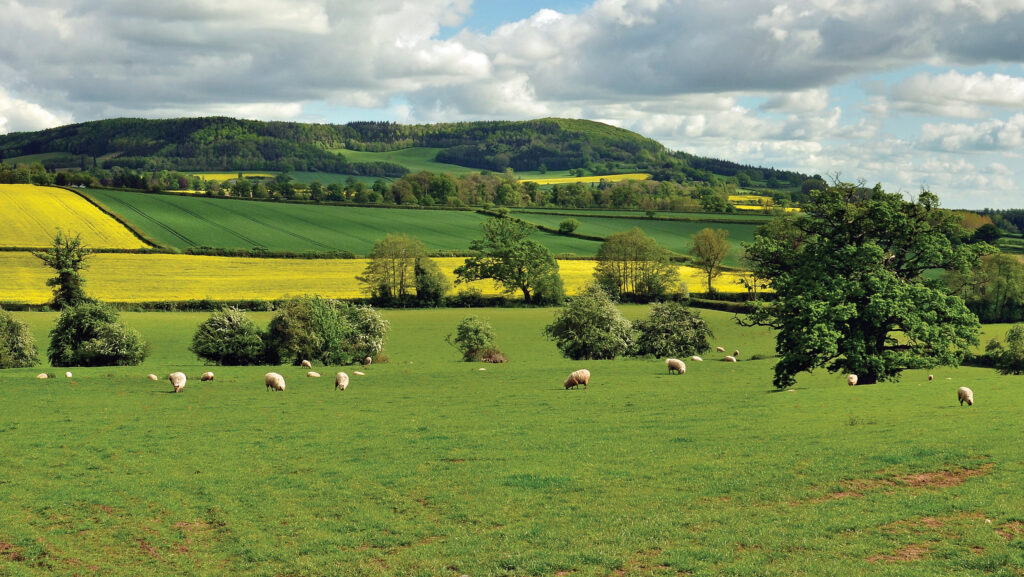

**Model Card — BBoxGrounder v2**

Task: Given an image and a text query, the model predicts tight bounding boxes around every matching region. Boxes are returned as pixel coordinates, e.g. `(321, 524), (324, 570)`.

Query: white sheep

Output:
(958, 386), (974, 406)
(733, 349), (740, 357)
(564, 369), (591, 389)
(147, 374), (159, 381)
(169, 372), (187, 393)
(307, 371), (321, 378)
(666, 358), (686, 374)
(36, 373), (48, 379)
(690, 355), (703, 362)
(716, 346), (726, 353)
(300, 360), (312, 368)
(353, 370), (365, 376)
(363, 356), (372, 366)
(200, 371), (214, 382)
(847, 374), (858, 386)
(928, 374), (934, 381)
(335, 372), (349, 391)
(64, 371), (73, 378)
(265, 372), (286, 391)
(723, 355), (737, 363)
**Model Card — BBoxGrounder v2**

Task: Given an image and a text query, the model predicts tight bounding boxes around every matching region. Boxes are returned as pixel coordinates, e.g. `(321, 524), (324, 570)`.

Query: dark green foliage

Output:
(33, 230), (92, 310)
(0, 307), (37, 368)
(972, 223), (1001, 243)
(414, 257), (450, 307)
(558, 218), (580, 234)
(48, 302), (148, 366)
(264, 296), (389, 366)
(594, 228), (680, 302)
(190, 307), (265, 365)
(446, 315), (504, 362)
(544, 284), (632, 360)
(986, 324), (1024, 375)
(632, 302), (713, 358)
(744, 182), (988, 388)
(455, 217), (565, 305)
(948, 254), (1024, 322)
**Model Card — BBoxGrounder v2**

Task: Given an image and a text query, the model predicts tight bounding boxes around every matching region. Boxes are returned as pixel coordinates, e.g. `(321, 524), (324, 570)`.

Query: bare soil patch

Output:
(868, 543), (930, 563)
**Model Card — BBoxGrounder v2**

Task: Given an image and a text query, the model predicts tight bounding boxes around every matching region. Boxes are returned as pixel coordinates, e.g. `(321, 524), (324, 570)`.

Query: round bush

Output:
(0, 307), (38, 368)
(447, 315), (504, 362)
(264, 296), (389, 366)
(190, 307), (265, 365)
(48, 302), (149, 367)
(544, 283), (632, 360)
(632, 301), (713, 358)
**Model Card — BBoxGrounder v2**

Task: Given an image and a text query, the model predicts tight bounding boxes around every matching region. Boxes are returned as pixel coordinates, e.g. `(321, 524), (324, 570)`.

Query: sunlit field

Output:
(520, 173), (650, 185)
(0, 184), (148, 249)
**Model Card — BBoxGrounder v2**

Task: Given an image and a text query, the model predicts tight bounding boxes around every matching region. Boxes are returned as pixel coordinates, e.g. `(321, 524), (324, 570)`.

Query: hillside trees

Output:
(947, 254), (1024, 322)
(690, 228), (731, 294)
(34, 230), (92, 310)
(986, 323), (1024, 375)
(0, 307), (37, 369)
(743, 181), (989, 389)
(594, 228), (680, 302)
(455, 217), (564, 305)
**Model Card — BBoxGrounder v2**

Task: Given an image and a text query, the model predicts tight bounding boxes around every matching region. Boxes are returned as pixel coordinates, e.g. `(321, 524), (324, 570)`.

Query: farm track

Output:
(104, 195), (198, 247)
(225, 207), (334, 251)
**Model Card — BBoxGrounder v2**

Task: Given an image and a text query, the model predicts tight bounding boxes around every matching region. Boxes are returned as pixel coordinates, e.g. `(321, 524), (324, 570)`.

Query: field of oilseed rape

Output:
(520, 173), (650, 185)
(0, 184), (148, 249)
(0, 254), (750, 304)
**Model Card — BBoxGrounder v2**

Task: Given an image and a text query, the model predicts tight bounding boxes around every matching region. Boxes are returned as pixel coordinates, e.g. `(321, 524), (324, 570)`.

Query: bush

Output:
(264, 296), (389, 366)
(190, 307), (265, 365)
(632, 301), (713, 357)
(447, 315), (505, 362)
(544, 283), (632, 360)
(48, 302), (148, 366)
(0, 307), (38, 368)
(985, 323), (1024, 375)
(415, 257), (450, 307)
(558, 218), (580, 234)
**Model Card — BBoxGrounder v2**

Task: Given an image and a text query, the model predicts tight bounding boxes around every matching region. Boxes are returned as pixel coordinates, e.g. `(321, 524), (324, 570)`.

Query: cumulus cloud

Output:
(920, 114), (1024, 151)
(0, 87), (71, 134)
(890, 70), (1024, 117)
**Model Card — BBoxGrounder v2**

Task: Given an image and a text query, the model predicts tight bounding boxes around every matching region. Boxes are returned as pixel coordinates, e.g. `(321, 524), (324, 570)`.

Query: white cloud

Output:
(920, 114), (1024, 151)
(891, 70), (1024, 117)
(0, 87), (71, 134)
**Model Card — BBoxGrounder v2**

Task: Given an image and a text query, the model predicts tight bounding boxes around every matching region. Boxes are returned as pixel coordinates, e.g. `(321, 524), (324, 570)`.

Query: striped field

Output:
(0, 254), (752, 304)
(0, 184), (148, 249)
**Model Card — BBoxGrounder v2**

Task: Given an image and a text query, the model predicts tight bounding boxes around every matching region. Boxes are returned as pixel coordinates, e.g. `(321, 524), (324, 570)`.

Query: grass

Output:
(333, 147), (481, 175)
(0, 254), (752, 304)
(1, 308), (1021, 576)
(519, 173), (650, 185)
(0, 184), (148, 249)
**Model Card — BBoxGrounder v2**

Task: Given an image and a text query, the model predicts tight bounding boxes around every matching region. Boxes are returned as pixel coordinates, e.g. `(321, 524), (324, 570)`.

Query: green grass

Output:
(1, 151), (75, 164)
(334, 147), (481, 175)
(514, 208), (773, 222)
(289, 172), (390, 186)
(2, 308), (1022, 576)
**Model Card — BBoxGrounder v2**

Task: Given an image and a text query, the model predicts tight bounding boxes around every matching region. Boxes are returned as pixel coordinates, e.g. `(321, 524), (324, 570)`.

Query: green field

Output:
(82, 188), (603, 255)
(334, 147), (481, 175)
(514, 208), (773, 222)
(1, 151), (75, 165)
(1, 308), (1021, 576)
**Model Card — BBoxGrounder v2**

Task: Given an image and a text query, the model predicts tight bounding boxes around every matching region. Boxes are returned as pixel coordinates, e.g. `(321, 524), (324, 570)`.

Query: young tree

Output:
(986, 323), (1024, 375)
(358, 234), (428, 305)
(744, 181), (989, 388)
(594, 228), (680, 302)
(446, 315), (505, 362)
(632, 302), (713, 358)
(34, 230), (92, 310)
(414, 256), (450, 307)
(544, 283), (632, 360)
(689, 228), (730, 294)
(455, 217), (564, 305)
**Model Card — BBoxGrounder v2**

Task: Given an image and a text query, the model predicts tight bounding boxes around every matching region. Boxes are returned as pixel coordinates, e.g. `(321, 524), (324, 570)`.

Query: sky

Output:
(1, 0), (1023, 209)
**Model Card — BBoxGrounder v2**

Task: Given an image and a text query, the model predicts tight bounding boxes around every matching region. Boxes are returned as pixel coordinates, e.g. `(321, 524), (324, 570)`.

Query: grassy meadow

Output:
(0, 184), (148, 249)
(333, 147), (480, 175)
(1, 308), (1022, 576)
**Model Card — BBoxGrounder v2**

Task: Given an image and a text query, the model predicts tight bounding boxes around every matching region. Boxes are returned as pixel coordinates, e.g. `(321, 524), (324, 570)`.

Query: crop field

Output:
(519, 173), (650, 185)
(1, 308), (1022, 576)
(0, 184), (148, 249)
(333, 147), (480, 175)
(0, 254), (751, 305)
(514, 208), (772, 222)
(80, 188), (605, 256)
(190, 173), (276, 181)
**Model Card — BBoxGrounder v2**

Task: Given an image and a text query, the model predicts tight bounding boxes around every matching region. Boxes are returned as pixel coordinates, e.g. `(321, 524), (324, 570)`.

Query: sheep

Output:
(563, 369), (591, 389)
(733, 349), (740, 357)
(363, 356), (373, 366)
(335, 372), (349, 391)
(353, 370), (365, 376)
(36, 373), (48, 379)
(307, 371), (321, 378)
(723, 355), (737, 363)
(147, 374), (159, 381)
(169, 372), (187, 393)
(200, 371), (214, 382)
(958, 386), (974, 406)
(690, 355), (703, 362)
(666, 358), (686, 374)
(716, 346), (726, 353)
(64, 371), (73, 378)
(847, 374), (858, 386)
(300, 360), (312, 368)
(265, 372), (286, 391)
(928, 374), (934, 381)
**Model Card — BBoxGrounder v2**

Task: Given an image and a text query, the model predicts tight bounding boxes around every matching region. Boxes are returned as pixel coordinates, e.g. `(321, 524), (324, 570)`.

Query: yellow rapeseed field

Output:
(0, 254), (751, 304)
(192, 173), (276, 181)
(0, 184), (149, 249)
(520, 173), (650, 186)
(733, 204), (801, 213)
(728, 194), (773, 204)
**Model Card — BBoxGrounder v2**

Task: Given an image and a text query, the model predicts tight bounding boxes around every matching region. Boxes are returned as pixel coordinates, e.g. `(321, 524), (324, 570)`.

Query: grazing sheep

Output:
(363, 356), (372, 366)
(200, 371), (214, 382)
(36, 373), (48, 379)
(690, 355), (703, 362)
(563, 369), (591, 389)
(716, 346), (726, 353)
(307, 371), (321, 378)
(265, 372), (286, 391)
(300, 360), (312, 368)
(958, 386), (974, 406)
(666, 358), (686, 374)
(147, 374), (159, 381)
(353, 370), (365, 376)
(723, 356), (737, 363)
(847, 374), (858, 386)
(335, 372), (349, 391)
(733, 349), (740, 357)
(169, 372), (187, 393)
(64, 371), (73, 378)
(928, 374), (934, 381)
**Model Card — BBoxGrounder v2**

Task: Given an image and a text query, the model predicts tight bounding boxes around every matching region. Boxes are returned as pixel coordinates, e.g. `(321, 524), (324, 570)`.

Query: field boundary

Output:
(66, 186), (163, 249)
(511, 208), (769, 225)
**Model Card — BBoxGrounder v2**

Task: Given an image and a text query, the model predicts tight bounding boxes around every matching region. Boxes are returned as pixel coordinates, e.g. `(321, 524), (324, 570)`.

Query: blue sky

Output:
(1, 0), (1023, 208)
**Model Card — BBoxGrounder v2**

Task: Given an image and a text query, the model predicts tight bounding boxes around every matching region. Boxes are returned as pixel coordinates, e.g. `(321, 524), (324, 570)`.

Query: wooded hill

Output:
(0, 117), (809, 186)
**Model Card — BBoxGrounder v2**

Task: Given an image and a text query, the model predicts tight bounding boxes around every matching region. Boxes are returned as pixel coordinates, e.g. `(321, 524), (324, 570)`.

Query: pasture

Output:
(1, 308), (1022, 576)
(0, 254), (752, 305)
(0, 184), (148, 250)
(333, 147), (480, 176)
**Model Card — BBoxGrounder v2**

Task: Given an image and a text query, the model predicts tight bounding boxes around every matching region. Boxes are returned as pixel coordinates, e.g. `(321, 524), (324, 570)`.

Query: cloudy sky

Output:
(2, 0), (1023, 208)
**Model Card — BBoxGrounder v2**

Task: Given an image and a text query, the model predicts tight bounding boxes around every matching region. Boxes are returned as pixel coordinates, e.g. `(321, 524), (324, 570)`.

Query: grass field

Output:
(333, 147), (481, 175)
(0, 254), (752, 304)
(0, 184), (148, 249)
(1, 308), (1021, 576)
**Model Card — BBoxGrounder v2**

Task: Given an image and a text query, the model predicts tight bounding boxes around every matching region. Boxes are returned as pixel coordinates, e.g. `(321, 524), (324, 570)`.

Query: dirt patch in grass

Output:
(796, 462), (993, 505)
(997, 521), (1024, 540)
(0, 541), (25, 562)
(868, 543), (930, 563)
(611, 548), (691, 576)
(136, 539), (160, 559)
(897, 463), (992, 488)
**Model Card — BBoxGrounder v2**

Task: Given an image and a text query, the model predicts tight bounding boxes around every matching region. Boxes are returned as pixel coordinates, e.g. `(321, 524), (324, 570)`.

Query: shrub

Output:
(415, 257), (450, 307)
(0, 307), (37, 368)
(632, 301), (713, 357)
(264, 296), (389, 366)
(985, 323), (1024, 375)
(190, 307), (265, 365)
(447, 315), (504, 361)
(544, 283), (632, 360)
(48, 302), (149, 366)
(558, 218), (580, 234)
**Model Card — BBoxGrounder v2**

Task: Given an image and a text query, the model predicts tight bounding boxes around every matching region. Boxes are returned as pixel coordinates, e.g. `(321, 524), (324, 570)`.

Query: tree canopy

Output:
(33, 230), (92, 310)
(594, 228), (680, 302)
(743, 182), (989, 388)
(689, 228), (731, 294)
